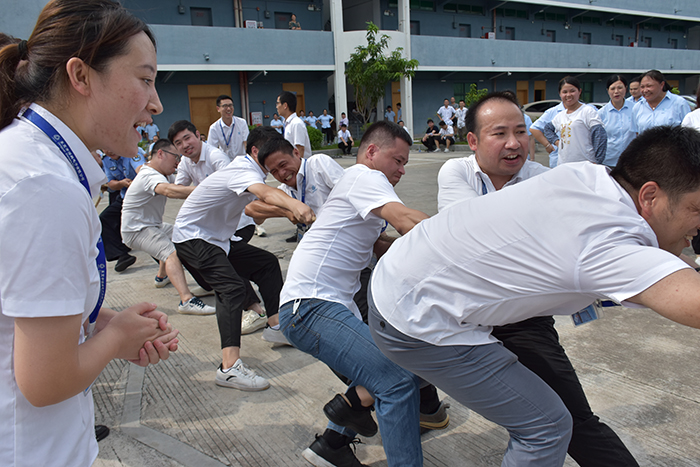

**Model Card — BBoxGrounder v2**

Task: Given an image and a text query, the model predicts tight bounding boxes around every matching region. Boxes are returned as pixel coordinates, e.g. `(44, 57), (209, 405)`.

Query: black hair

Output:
(629, 75), (642, 85)
(426, 119), (434, 124)
(611, 126), (700, 202)
(464, 91), (520, 135)
(438, 121), (446, 127)
(216, 95), (233, 106)
(340, 123), (347, 128)
(641, 69), (671, 92)
(359, 121), (412, 153)
(247, 126), (284, 157)
(278, 90), (297, 112)
(257, 134), (295, 167)
(151, 138), (174, 155)
(167, 120), (198, 142)
(606, 74), (628, 89)
(558, 76), (581, 92)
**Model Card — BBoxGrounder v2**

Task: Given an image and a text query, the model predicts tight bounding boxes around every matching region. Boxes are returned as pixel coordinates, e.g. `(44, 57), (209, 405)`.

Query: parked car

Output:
(680, 95), (697, 110)
(522, 100), (561, 121)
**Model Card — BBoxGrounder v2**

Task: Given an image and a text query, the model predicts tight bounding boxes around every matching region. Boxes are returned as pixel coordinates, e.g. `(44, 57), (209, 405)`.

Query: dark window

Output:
(410, 0), (435, 11)
(190, 7), (213, 26)
(527, 102), (558, 112)
(410, 20), (420, 35)
(534, 89), (546, 101)
(581, 82), (594, 103)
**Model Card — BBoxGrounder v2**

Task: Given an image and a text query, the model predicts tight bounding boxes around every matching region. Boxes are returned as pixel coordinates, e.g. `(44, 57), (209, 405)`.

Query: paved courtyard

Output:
(92, 146), (700, 466)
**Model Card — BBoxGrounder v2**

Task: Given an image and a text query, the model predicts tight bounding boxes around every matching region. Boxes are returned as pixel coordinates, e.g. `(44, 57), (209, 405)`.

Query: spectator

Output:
(306, 110), (318, 129)
(598, 74), (635, 167)
(338, 111), (349, 127)
(632, 69), (690, 135)
(143, 121), (159, 142)
(627, 75), (643, 104)
(421, 119), (440, 152)
(437, 120), (455, 152)
(437, 98), (456, 127)
(455, 99), (468, 142)
(384, 105), (396, 123)
(276, 91), (312, 158)
(396, 102), (402, 121)
(289, 13), (301, 30)
(337, 123), (354, 155)
(318, 109), (334, 144)
(271, 112), (284, 134)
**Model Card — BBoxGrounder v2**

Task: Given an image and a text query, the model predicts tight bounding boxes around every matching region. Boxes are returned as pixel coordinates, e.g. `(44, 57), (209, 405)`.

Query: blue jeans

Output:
(368, 301), (572, 467)
(279, 299), (423, 467)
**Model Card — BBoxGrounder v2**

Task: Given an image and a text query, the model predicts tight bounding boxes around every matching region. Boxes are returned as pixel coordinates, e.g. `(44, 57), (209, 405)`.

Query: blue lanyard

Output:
(220, 119), (234, 148)
(23, 108), (106, 338)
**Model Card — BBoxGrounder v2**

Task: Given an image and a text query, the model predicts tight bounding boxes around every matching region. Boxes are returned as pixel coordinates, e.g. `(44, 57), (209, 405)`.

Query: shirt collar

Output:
(26, 103), (107, 194)
(286, 113), (297, 124)
(469, 154), (526, 193)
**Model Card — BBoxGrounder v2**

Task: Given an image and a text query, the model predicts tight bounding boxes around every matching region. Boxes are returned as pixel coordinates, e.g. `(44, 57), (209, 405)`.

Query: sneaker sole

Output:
(177, 309), (216, 316)
(154, 281), (170, 289)
(241, 320), (267, 335)
(420, 413), (450, 430)
(215, 379), (270, 391)
(301, 448), (335, 467)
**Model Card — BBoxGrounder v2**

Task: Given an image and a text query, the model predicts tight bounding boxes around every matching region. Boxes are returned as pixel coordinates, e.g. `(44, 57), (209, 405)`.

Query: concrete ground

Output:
(92, 144), (700, 466)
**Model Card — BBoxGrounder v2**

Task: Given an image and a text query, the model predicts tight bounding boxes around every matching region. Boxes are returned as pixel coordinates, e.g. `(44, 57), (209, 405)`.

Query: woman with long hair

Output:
(0, 1), (178, 465)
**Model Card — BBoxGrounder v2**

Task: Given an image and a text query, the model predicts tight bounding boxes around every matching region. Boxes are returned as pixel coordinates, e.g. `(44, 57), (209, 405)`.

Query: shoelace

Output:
(234, 361), (258, 377)
(190, 297), (206, 308)
(347, 437), (363, 453)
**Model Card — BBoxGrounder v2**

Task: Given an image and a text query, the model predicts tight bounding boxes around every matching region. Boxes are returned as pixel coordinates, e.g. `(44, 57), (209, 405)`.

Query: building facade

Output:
(3, 0), (700, 137)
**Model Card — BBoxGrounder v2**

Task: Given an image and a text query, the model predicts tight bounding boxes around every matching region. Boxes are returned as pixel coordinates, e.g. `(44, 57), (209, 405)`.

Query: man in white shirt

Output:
(170, 120), (267, 332)
(336, 123), (354, 155)
(437, 120), (454, 153)
(207, 95), (249, 161)
(369, 124), (700, 466)
(278, 122), (430, 466)
(121, 139), (215, 316)
(384, 105), (395, 122)
(454, 99), (468, 142)
(277, 90), (312, 159)
(338, 112), (349, 128)
(143, 122), (159, 142)
(173, 127), (315, 391)
(436, 98), (456, 127)
(436, 92), (637, 466)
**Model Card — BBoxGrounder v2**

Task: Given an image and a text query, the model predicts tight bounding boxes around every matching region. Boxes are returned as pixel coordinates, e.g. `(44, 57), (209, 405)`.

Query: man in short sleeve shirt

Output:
(436, 98), (456, 126)
(207, 95), (249, 161)
(278, 122), (430, 467)
(435, 92), (637, 466)
(277, 91), (312, 159)
(172, 127), (314, 391)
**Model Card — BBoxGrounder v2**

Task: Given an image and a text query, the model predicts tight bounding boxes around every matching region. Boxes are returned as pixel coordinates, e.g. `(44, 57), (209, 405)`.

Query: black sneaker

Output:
(114, 254), (136, 272)
(323, 394), (377, 437)
(302, 434), (367, 467)
(285, 234), (298, 243)
(95, 425), (110, 442)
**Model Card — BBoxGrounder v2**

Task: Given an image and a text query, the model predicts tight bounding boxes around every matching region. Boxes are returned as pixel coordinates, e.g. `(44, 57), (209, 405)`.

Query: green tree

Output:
(345, 22), (419, 128)
(464, 83), (488, 107)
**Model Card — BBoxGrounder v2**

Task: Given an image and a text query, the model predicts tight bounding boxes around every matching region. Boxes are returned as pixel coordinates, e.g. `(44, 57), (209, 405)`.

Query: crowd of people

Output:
(4, 2), (700, 467)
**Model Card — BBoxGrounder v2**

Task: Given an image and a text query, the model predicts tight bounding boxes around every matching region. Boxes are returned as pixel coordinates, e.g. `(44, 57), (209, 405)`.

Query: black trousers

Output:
(492, 316), (638, 467)
(99, 196), (130, 261)
(175, 238), (282, 349)
(422, 135), (438, 151)
(338, 141), (353, 154)
(322, 127), (334, 144)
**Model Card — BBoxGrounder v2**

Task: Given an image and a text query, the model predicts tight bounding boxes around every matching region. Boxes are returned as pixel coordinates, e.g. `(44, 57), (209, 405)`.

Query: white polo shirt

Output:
(437, 105), (456, 123)
(277, 154), (344, 216)
(0, 104), (103, 466)
(172, 155), (266, 254)
(372, 162), (688, 347)
(207, 116), (249, 161)
(284, 112), (312, 158)
(437, 155), (549, 211)
(175, 142), (230, 186)
(280, 164), (403, 319)
(121, 166), (175, 232)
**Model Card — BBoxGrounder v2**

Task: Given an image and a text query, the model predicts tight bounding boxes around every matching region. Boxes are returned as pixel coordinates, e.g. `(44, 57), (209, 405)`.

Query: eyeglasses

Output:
(161, 149), (182, 161)
(219, 104), (234, 109)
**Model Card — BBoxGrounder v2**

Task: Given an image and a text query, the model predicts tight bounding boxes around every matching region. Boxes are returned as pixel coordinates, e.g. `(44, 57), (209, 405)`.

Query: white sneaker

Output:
(190, 285), (215, 297)
(154, 275), (171, 288)
(216, 360), (270, 391)
(178, 297), (216, 315)
(241, 310), (267, 334)
(444, 148), (450, 153)
(262, 326), (292, 346)
(255, 225), (267, 237)
(431, 148), (440, 153)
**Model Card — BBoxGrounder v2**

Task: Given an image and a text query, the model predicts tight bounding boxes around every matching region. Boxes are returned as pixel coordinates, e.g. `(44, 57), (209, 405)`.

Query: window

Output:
(410, 20), (420, 35)
(664, 25), (685, 33)
(495, 8), (528, 19)
(606, 19), (632, 28)
(190, 7), (213, 26)
(443, 3), (483, 15)
(534, 12), (566, 22)
(410, 0), (435, 11)
(572, 16), (601, 26)
(581, 82), (593, 103)
(642, 23), (661, 31)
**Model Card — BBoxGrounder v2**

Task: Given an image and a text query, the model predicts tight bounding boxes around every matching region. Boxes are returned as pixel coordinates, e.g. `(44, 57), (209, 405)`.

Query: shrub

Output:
(307, 125), (323, 150)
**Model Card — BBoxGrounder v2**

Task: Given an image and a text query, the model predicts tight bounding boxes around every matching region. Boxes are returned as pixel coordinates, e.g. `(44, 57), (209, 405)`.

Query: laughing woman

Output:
(0, 1), (178, 465)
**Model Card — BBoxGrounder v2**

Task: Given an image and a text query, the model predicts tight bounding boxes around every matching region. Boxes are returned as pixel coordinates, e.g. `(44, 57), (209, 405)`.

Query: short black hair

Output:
(278, 91), (297, 112)
(340, 123), (347, 128)
(629, 75), (642, 85)
(359, 121), (412, 153)
(606, 74), (628, 89)
(438, 121), (446, 127)
(216, 95), (233, 107)
(257, 135), (295, 168)
(611, 126), (700, 202)
(247, 126), (285, 158)
(464, 91), (520, 135)
(152, 138), (175, 155)
(168, 120), (198, 142)
(426, 119), (434, 124)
